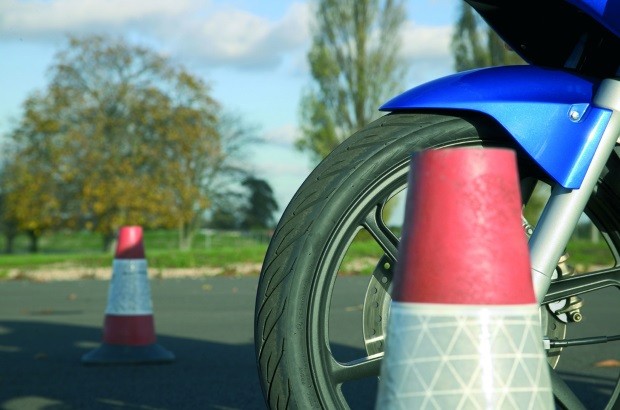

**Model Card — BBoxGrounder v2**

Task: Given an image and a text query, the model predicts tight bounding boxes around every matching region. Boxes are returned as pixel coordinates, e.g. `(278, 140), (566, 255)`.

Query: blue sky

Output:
(0, 0), (457, 219)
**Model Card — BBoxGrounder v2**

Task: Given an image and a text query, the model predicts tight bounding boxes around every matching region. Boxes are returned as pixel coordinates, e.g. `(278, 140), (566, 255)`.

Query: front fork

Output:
(530, 78), (620, 304)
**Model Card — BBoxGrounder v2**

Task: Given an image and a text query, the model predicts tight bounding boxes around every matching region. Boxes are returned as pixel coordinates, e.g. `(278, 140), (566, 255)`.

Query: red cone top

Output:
(115, 226), (145, 259)
(392, 148), (535, 305)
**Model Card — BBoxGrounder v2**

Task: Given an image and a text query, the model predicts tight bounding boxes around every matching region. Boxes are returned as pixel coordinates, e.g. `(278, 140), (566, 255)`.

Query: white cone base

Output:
(376, 303), (554, 410)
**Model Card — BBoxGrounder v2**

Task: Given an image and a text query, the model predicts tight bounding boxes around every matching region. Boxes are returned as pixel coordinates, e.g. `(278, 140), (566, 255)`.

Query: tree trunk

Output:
(27, 230), (39, 253)
(103, 231), (117, 253)
(4, 233), (14, 254)
(178, 221), (193, 250)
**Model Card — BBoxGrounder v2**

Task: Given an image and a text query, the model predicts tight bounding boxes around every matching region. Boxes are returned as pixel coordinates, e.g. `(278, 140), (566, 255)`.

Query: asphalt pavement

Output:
(2, 275), (620, 410)
(0, 277), (266, 410)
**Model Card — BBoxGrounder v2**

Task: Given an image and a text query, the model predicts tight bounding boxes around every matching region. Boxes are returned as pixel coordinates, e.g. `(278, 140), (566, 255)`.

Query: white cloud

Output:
(177, 2), (310, 69)
(256, 160), (310, 177)
(399, 21), (454, 83)
(0, 1), (449, 76)
(400, 21), (452, 60)
(0, 0), (193, 38)
(0, 0), (311, 71)
(263, 124), (301, 145)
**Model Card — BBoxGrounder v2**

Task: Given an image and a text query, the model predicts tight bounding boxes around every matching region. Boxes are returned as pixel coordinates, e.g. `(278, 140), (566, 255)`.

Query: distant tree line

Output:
(0, 35), (278, 253)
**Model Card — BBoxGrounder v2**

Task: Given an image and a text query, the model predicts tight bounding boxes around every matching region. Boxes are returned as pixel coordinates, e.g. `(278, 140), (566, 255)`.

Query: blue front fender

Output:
(380, 66), (612, 189)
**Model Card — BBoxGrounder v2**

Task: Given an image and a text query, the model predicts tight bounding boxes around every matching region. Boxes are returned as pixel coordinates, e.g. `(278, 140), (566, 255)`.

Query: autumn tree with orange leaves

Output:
(2, 35), (252, 251)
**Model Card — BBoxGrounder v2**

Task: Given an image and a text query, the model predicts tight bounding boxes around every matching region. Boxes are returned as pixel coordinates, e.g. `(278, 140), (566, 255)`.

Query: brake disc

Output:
(362, 254), (569, 367)
(362, 255), (392, 356)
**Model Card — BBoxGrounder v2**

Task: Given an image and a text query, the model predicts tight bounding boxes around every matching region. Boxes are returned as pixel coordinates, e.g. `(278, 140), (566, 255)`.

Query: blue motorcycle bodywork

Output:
(567, 0), (620, 38)
(380, 65), (612, 189)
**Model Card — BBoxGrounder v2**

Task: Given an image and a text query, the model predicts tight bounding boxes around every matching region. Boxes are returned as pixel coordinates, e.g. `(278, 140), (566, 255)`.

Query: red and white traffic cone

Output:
(82, 226), (174, 365)
(375, 148), (553, 409)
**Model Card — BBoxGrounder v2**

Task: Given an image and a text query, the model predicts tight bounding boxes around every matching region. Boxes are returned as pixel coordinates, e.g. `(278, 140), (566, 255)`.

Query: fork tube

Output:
(530, 78), (620, 303)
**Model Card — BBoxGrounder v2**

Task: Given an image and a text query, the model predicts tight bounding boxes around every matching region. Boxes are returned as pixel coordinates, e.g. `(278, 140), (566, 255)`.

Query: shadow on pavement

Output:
(558, 370), (619, 410)
(2, 277), (617, 409)
(0, 320), (265, 410)
(0, 320), (383, 410)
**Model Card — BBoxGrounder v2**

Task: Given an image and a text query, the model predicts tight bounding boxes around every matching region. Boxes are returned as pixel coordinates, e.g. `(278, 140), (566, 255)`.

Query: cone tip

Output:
(115, 226), (145, 259)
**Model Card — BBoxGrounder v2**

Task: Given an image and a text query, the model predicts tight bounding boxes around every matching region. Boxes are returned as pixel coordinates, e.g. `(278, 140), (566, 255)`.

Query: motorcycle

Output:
(254, 0), (620, 408)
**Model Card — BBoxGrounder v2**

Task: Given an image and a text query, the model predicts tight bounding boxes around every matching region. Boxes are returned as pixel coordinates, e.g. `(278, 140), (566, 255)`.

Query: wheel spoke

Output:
(543, 265), (620, 303)
(363, 204), (400, 262)
(330, 353), (383, 385)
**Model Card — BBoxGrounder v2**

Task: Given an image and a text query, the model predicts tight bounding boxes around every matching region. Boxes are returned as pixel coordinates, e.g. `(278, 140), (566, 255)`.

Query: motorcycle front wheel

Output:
(254, 111), (620, 409)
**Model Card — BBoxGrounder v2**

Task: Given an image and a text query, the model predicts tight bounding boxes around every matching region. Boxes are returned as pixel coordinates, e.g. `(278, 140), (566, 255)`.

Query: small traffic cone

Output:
(82, 226), (174, 365)
(375, 148), (553, 409)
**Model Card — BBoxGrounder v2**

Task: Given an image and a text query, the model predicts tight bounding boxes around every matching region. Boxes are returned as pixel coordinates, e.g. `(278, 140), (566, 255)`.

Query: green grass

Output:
(0, 247), (269, 270)
(0, 228), (614, 279)
(1, 229), (268, 254)
(565, 238), (614, 268)
(146, 246), (268, 268)
(0, 229), (270, 275)
(0, 252), (112, 269)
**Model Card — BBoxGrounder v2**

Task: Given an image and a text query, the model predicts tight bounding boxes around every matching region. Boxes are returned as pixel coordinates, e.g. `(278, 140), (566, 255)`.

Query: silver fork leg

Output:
(531, 78), (620, 303)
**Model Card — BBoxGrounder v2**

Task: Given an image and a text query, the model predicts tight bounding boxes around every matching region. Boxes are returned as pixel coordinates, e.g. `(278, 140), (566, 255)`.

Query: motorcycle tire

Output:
(254, 111), (620, 409)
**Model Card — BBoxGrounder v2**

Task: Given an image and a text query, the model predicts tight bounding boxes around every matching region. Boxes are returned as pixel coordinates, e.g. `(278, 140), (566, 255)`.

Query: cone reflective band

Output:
(102, 258), (154, 345)
(375, 148), (553, 409)
(82, 226), (174, 365)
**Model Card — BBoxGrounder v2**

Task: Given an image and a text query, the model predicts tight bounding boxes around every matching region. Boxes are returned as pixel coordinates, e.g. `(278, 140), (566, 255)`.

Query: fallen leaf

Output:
(594, 359), (620, 368)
